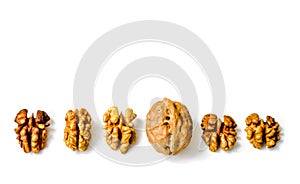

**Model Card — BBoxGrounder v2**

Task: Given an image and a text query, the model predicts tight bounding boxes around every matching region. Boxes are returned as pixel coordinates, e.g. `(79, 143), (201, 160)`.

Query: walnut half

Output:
(14, 109), (51, 153)
(103, 106), (137, 154)
(245, 113), (264, 149)
(201, 114), (237, 152)
(265, 116), (281, 148)
(64, 108), (92, 152)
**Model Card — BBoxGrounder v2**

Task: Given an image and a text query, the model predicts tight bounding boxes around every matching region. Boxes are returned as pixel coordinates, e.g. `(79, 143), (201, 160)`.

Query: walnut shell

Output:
(146, 98), (193, 155)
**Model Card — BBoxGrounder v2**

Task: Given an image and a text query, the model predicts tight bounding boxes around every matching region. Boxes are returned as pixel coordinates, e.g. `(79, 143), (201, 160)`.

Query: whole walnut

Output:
(201, 114), (237, 152)
(103, 106), (137, 154)
(146, 98), (193, 155)
(64, 108), (92, 152)
(14, 109), (50, 153)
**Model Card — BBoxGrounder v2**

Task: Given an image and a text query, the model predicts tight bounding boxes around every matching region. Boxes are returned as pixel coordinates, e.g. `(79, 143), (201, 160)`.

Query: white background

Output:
(0, 1), (299, 184)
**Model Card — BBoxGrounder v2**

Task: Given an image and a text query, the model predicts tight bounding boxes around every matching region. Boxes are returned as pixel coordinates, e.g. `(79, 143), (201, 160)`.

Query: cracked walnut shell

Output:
(201, 114), (237, 152)
(245, 113), (281, 149)
(103, 106), (137, 154)
(146, 98), (193, 155)
(64, 108), (92, 151)
(14, 109), (51, 153)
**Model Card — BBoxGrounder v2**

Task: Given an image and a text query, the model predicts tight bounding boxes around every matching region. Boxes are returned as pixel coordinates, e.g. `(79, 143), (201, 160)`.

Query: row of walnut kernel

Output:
(201, 113), (281, 152)
(13, 107), (137, 154)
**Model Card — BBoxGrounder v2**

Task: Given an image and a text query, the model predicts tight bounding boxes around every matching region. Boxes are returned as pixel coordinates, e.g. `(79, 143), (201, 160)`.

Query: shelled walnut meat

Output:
(245, 113), (280, 149)
(103, 106), (137, 154)
(146, 98), (193, 155)
(201, 114), (221, 152)
(14, 109), (51, 153)
(64, 108), (92, 151)
(245, 113), (264, 149)
(201, 114), (237, 152)
(265, 116), (281, 148)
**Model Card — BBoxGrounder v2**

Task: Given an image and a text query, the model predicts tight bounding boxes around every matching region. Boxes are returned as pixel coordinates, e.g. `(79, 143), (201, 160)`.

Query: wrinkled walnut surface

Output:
(245, 113), (281, 149)
(265, 116), (281, 148)
(201, 114), (237, 152)
(103, 107), (137, 154)
(146, 98), (193, 155)
(220, 116), (237, 151)
(245, 113), (264, 149)
(14, 109), (50, 153)
(201, 114), (221, 152)
(64, 108), (92, 151)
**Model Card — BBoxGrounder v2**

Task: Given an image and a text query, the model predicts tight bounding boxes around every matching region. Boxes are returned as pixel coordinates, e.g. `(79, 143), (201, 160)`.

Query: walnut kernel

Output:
(14, 109), (51, 153)
(245, 113), (281, 149)
(201, 114), (237, 152)
(64, 108), (92, 151)
(103, 106), (137, 154)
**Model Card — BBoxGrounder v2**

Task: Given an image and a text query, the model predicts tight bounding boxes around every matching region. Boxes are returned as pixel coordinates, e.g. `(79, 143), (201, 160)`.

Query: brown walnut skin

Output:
(245, 113), (281, 149)
(201, 114), (237, 152)
(146, 98), (193, 155)
(220, 115), (237, 151)
(201, 114), (221, 152)
(265, 116), (280, 148)
(14, 109), (51, 153)
(64, 110), (78, 151)
(245, 113), (264, 149)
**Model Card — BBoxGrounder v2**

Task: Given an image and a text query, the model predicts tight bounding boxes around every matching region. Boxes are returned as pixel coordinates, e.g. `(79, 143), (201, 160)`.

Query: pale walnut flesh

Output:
(14, 109), (51, 153)
(103, 106), (137, 154)
(146, 98), (193, 155)
(64, 108), (92, 152)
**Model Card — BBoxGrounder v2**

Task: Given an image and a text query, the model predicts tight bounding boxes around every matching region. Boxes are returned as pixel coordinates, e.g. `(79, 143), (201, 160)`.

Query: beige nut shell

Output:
(146, 98), (193, 155)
